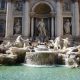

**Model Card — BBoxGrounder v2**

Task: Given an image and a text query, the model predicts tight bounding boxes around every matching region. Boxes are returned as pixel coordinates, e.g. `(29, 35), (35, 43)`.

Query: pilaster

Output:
(56, 0), (63, 37)
(22, 0), (30, 37)
(5, 0), (14, 37)
(72, 0), (79, 36)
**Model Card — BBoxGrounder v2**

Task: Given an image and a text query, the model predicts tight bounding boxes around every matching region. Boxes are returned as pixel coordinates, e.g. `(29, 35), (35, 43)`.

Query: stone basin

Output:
(34, 44), (48, 52)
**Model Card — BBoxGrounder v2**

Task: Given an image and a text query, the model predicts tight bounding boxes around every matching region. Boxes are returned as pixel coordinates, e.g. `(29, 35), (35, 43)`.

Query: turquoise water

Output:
(0, 65), (80, 80)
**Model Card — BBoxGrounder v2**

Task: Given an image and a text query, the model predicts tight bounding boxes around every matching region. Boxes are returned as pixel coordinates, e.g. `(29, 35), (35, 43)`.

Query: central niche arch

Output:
(31, 2), (55, 39)
(32, 1), (53, 13)
(34, 3), (51, 14)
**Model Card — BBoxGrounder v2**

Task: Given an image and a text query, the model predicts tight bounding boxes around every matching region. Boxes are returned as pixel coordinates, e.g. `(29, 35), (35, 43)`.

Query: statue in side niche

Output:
(14, 19), (21, 34)
(64, 19), (71, 34)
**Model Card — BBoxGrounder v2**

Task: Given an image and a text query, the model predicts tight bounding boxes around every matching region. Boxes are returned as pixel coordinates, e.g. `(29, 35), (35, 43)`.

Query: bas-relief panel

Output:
(63, 0), (71, 12)
(14, 0), (23, 11)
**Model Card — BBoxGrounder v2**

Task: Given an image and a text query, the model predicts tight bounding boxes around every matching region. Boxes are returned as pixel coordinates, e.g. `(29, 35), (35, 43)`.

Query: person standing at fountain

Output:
(37, 19), (47, 42)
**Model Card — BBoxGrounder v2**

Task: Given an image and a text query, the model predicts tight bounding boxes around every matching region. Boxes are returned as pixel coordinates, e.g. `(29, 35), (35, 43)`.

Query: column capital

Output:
(7, 0), (11, 2)
(24, 0), (30, 2)
(7, 0), (14, 3)
(56, 0), (63, 2)
(72, 0), (79, 3)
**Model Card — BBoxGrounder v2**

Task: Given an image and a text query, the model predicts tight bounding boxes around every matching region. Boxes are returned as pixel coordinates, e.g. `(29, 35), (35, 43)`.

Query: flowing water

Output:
(0, 65), (80, 80)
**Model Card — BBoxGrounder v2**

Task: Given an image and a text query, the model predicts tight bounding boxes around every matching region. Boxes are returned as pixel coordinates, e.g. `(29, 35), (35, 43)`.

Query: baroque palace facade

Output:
(0, 0), (80, 39)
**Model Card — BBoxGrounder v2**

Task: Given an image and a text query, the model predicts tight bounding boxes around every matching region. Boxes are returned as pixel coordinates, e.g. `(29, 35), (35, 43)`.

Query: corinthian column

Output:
(51, 17), (54, 38)
(22, 0), (30, 37)
(74, 0), (79, 36)
(56, 0), (63, 37)
(72, 0), (79, 36)
(31, 18), (34, 37)
(5, 0), (14, 37)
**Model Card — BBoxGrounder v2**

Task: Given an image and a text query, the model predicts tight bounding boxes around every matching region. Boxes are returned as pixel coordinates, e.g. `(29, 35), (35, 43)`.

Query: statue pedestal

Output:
(63, 34), (72, 38)
(38, 34), (46, 42)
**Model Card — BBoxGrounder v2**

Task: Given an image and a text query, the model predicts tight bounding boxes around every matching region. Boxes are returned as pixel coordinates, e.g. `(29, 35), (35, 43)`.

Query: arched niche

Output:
(30, 2), (55, 39)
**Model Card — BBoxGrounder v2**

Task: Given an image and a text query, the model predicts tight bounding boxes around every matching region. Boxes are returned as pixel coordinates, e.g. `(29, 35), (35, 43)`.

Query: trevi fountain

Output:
(0, 35), (80, 68)
(0, 17), (80, 80)
(0, 35), (80, 80)
(0, 0), (80, 80)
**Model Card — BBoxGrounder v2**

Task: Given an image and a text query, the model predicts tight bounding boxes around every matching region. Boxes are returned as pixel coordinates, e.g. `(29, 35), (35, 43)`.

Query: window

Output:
(0, 0), (6, 10)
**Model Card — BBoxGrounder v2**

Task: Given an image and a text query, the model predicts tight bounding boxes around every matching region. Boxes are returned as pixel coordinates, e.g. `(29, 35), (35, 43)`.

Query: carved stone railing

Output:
(0, 9), (6, 14)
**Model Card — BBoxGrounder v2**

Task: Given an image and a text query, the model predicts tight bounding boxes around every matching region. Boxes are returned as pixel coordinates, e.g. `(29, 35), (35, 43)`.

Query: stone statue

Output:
(37, 19), (46, 36)
(63, 38), (70, 49)
(37, 19), (47, 42)
(14, 35), (23, 47)
(64, 19), (71, 34)
(65, 51), (79, 68)
(54, 37), (61, 50)
(14, 19), (21, 34)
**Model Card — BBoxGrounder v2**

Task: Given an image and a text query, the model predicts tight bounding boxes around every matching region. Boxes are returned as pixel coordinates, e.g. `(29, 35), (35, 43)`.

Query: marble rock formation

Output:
(0, 54), (17, 65)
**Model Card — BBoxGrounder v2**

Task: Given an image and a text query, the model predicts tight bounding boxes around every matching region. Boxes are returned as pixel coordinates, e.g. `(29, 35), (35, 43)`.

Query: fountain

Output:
(25, 36), (80, 67)
(0, 35), (80, 68)
(64, 47), (80, 68)
(25, 43), (58, 65)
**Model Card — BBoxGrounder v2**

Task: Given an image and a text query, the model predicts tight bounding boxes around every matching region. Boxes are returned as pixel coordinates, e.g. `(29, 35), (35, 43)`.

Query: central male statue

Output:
(37, 19), (47, 42)
(37, 19), (46, 36)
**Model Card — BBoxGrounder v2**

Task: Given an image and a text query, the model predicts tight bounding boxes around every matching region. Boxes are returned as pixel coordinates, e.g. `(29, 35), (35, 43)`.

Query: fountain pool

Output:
(0, 65), (80, 80)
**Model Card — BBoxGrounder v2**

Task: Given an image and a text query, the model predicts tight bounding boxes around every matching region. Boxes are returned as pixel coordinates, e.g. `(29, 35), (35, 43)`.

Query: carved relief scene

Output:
(63, 0), (71, 12)
(14, 0), (23, 11)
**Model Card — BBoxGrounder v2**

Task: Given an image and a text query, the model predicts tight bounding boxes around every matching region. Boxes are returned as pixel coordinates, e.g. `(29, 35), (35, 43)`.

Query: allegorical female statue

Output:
(64, 19), (71, 34)
(14, 19), (21, 34)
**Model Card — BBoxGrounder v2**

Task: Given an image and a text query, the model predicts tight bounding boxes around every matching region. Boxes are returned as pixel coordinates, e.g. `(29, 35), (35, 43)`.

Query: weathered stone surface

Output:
(26, 52), (58, 65)
(0, 54), (17, 65)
